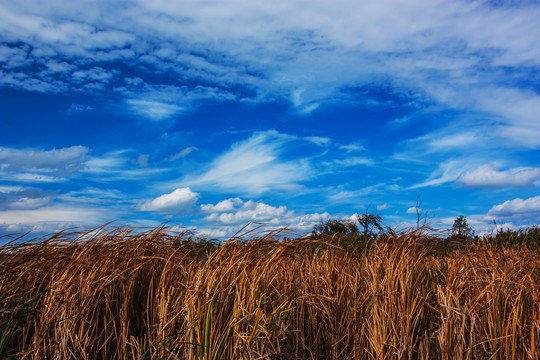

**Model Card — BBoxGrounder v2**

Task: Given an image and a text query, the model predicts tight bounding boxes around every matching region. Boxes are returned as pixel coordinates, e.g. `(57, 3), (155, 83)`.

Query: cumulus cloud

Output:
(204, 200), (290, 225)
(200, 198), (243, 213)
(456, 164), (540, 188)
(488, 196), (540, 221)
(139, 188), (199, 213)
(200, 197), (330, 234)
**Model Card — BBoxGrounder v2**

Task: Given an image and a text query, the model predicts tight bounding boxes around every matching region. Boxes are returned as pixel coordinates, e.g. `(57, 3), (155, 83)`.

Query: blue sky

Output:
(0, 0), (539, 238)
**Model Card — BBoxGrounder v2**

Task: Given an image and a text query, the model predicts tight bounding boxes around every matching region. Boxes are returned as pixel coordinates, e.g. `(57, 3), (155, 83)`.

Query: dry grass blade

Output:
(0, 225), (538, 359)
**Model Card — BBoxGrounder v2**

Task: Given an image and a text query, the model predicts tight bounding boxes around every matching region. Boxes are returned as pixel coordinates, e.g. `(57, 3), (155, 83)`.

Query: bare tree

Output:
(415, 195), (429, 230)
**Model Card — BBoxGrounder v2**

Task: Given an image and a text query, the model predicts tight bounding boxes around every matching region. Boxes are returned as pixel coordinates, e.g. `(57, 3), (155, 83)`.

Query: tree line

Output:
(311, 211), (540, 249)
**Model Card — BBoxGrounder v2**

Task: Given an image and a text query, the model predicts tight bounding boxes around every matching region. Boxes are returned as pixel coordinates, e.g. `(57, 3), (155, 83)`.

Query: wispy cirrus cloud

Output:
(126, 100), (185, 121)
(180, 130), (381, 196)
(182, 130), (312, 195)
(123, 84), (236, 120)
(165, 147), (198, 162)
(409, 159), (540, 190)
(81, 150), (171, 182)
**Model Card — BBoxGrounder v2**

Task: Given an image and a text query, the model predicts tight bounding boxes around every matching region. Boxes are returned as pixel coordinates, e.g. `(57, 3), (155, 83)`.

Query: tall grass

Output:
(0, 225), (538, 359)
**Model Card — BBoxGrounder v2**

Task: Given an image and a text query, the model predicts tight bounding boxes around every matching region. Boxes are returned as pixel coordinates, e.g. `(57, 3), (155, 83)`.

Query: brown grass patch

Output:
(1, 226), (539, 359)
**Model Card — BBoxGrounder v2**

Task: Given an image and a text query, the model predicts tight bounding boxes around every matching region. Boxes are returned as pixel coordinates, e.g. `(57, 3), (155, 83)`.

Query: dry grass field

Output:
(1, 225), (539, 359)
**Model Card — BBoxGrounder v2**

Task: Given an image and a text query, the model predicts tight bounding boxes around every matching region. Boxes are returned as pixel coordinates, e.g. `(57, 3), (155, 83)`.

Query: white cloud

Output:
(457, 164), (540, 188)
(0, 146), (89, 173)
(199, 197), (330, 236)
(126, 99), (184, 121)
(305, 136), (332, 147)
(72, 67), (116, 83)
(0, 206), (109, 228)
(406, 207), (420, 214)
(340, 143), (366, 153)
(428, 133), (480, 151)
(14, 173), (67, 183)
(8, 196), (51, 209)
(132, 154), (149, 167)
(0, 0), (537, 136)
(184, 130), (311, 194)
(376, 203), (388, 211)
(139, 188), (199, 213)
(195, 227), (229, 239)
(204, 200), (290, 225)
(410, 159), (478, 189)
(59, 187), (126, 205)
(488, 196), (540, 221)
(165, 147), (198, 162)
(67, 103), (93, 113)
(327, 183), (386, 204)
(124, 85), (236, 119)
(0, 185), (25, 193)
(332, 157), (374, 167)
(200, 198), (243, 213)
(82, 150), (170, 181)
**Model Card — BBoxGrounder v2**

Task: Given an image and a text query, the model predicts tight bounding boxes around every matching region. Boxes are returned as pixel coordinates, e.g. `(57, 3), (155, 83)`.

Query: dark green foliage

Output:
(484, 226), (540, 250)
(312, 211), (383, 240)
(312, 219), (359, 237)
(450, 216), (475, 240)
(311, 213), (384, 251)
(356, 212), (383, 239)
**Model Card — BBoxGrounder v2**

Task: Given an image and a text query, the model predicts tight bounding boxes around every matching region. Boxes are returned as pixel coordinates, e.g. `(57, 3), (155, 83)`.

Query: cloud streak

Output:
(0, 146), (89, 173)
(457, 164), (540, 188)
(183, 131), (312, 194)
